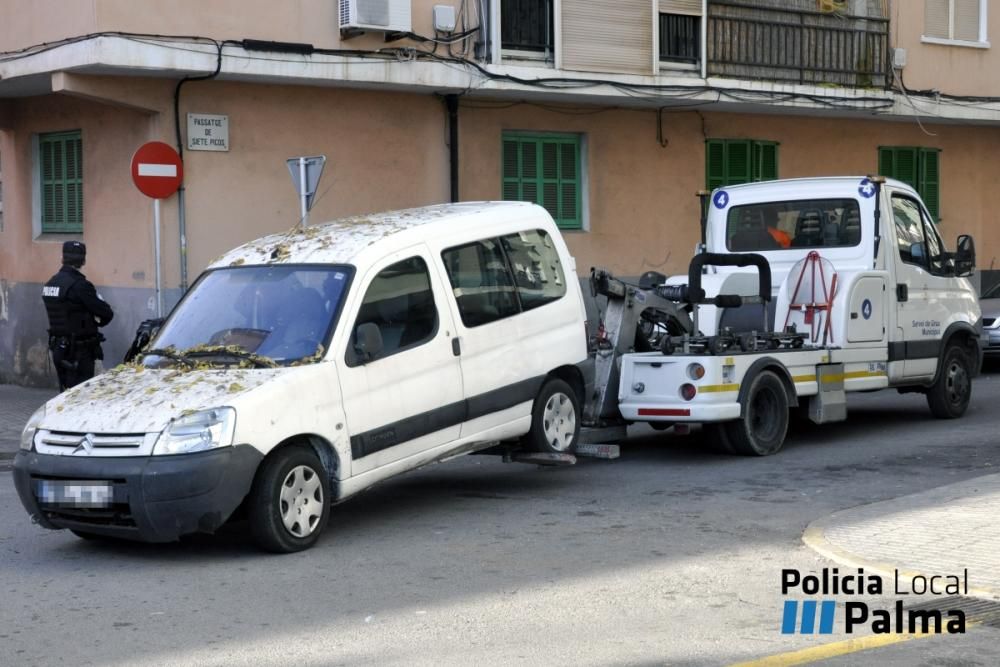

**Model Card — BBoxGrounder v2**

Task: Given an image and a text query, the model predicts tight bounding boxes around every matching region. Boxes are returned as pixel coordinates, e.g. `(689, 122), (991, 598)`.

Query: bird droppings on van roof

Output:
(209, 202), (532, 269)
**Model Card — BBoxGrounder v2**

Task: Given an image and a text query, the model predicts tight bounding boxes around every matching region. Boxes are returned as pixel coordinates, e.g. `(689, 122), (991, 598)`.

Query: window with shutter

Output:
(878, 146), (942, 222)
(39, 130), (83, 234)
(705, 139), (780, 188)
(923, 0), (987, 44)
(501, 132), (582, 230)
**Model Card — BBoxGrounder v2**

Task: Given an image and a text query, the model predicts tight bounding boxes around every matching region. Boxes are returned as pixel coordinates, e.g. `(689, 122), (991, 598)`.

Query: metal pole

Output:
(299, 157), (308, 226)
(178, 187), (188, 292)
(154, 198), (163, 318)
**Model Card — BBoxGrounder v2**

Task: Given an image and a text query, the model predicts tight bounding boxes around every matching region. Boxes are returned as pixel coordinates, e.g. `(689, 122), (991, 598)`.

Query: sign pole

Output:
(153, 198), (163, 318)
(299, 157), (308, 226)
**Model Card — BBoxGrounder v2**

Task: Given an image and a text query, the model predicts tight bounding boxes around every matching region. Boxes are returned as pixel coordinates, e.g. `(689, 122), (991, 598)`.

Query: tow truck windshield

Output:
(144, 265), (352, 367)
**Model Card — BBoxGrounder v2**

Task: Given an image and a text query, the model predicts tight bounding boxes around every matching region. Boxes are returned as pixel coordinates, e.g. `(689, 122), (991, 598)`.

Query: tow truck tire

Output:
(248, 445), (330, 553)
(526, 378), (580, 454)
(926, 344), (972, 419)
(724, 370), (789, 456)
(703, 423), (735, 454)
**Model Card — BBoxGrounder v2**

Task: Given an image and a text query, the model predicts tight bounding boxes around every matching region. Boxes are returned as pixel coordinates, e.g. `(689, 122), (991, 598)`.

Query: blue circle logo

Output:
(858, 178), (876, 198)
(713, 190), (730, 209)
(862, 299), (873, 320)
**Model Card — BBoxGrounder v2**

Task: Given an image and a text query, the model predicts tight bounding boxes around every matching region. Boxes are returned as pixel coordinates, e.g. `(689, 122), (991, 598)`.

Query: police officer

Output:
(42, 241), (115, 390)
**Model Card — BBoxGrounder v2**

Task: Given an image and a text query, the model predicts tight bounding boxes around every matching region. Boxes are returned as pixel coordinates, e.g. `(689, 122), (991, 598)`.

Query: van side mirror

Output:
(910, 242), (926, 262)
(954, 234), (976, 277)
(354, 323), (383, 363)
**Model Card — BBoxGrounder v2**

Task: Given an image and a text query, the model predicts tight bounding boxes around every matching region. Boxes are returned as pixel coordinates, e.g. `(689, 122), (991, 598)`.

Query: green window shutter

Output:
(753, 141), (779, 182)
(39, 130), (83, 234)
(501, 132), (581, 230)
(890, 147), (919, 189)
(878, 146), (893, 178)
(918, 148), (941, 222)
(726, 140), (752, 185)
(706, 139), (726, 190)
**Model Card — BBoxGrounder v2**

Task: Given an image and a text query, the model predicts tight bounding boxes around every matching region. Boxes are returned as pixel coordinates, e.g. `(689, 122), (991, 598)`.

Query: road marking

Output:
(137, 163), (177, 177)
(728, 631), (942, 667)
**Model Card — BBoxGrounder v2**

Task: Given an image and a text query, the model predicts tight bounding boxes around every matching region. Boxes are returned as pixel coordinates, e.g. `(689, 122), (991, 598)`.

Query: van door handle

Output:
(896, 284), (908, 302)
(452, 337), (462, 357)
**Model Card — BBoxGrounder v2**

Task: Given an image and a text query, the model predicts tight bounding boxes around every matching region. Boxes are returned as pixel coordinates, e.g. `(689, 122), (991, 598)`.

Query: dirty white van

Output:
(14, 202), (590, 552)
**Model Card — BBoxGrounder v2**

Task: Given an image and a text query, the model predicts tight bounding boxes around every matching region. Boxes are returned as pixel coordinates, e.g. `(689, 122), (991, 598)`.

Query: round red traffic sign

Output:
(131, 141), (183, 199)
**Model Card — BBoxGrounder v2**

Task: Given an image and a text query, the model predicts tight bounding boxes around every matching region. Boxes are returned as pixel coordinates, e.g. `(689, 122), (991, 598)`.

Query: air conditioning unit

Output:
(339, 0), (412, 34)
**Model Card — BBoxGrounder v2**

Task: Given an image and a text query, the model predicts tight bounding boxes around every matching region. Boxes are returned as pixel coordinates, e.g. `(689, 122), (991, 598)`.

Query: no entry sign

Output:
(131, 142), (183, 199)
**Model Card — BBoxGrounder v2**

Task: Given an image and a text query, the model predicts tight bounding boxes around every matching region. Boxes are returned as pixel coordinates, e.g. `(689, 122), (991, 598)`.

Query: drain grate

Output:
(906, 595), (1000, 628)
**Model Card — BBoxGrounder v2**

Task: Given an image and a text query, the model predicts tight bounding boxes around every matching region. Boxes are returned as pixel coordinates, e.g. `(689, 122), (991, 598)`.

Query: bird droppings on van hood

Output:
(40, 363), (282, 434)
(208, 202), (518, 269)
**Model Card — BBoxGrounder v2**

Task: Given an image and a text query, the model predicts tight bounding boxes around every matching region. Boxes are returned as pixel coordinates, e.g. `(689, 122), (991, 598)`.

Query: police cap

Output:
(62, 241), (86, 264)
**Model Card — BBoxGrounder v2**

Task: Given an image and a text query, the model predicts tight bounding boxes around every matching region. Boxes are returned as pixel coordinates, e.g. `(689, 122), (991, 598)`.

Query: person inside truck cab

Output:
(763, 207), (791, 248)
(730, 208), (781, 251)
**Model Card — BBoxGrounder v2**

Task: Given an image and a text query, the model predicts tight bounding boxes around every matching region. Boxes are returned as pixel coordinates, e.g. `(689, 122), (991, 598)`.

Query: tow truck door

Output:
(886, 193), (949, 380)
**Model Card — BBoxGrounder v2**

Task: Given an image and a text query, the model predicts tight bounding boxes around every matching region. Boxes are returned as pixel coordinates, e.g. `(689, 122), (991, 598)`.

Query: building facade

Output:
(1, 0), (999, 386)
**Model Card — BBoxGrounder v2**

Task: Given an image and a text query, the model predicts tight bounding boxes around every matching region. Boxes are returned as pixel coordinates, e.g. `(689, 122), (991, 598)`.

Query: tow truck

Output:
(578, 176), (982, 456)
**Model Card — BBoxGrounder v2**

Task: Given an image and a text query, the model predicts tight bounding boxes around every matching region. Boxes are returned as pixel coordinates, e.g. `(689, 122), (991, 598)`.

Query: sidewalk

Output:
(0, 384), (57, 458)
(805, 474), (1000, 598)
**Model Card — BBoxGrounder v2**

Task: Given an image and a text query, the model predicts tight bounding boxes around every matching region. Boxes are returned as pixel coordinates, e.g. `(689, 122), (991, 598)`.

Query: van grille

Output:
(39, 431), (145, 450)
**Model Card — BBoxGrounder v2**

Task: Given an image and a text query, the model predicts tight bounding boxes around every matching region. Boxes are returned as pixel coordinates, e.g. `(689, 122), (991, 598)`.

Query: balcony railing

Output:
(707, 0), (890, 88)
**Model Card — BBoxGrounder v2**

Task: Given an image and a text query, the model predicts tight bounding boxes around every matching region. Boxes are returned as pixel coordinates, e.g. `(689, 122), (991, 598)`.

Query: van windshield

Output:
(144, 265), (352, 367)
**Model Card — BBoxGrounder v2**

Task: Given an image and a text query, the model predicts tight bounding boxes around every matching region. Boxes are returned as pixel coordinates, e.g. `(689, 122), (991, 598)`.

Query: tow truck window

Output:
(892, 195), (947, 275)
(725, 198), (861, 252)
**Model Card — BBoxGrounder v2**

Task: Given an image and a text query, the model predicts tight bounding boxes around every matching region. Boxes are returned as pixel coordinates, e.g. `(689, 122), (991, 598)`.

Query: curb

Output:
(803, 511), (1000, 601)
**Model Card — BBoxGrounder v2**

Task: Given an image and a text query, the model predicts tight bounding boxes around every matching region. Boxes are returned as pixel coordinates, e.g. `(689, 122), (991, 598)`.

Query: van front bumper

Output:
(12, 445), (262, 542)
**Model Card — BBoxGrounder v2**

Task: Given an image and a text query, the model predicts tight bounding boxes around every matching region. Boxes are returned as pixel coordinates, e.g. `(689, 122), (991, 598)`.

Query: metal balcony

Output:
(707, 0), (890, 88)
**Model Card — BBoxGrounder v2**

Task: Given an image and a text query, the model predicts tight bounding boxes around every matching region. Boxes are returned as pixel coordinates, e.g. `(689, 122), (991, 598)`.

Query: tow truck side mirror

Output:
(354, 323), (384, 363)
(954, 235), (976, 277)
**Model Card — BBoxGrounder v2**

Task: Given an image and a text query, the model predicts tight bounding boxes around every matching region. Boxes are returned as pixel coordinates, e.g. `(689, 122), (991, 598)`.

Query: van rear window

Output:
(442, 229), (568, 327)
(726, 198), (861, 252)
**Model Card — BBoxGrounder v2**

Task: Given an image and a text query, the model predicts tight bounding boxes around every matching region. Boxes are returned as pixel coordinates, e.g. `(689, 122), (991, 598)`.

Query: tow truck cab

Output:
(617, 176), (981, 455)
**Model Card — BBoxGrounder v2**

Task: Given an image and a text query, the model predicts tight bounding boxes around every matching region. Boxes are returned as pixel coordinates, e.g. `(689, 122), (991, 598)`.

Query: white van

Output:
(15, 202), (590, 552)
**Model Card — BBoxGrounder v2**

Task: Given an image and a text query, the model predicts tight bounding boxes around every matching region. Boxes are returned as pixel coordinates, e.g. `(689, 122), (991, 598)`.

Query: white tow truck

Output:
(585, 176), (983, 456)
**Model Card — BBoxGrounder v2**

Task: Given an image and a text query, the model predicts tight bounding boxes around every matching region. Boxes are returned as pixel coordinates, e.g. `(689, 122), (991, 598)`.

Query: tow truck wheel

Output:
(703, 423), (734, 454)
(724, 370), (789, 456)
(926, 344), (972, 419)
(248, 444), (330, 553)
(526, 378), (580, 454)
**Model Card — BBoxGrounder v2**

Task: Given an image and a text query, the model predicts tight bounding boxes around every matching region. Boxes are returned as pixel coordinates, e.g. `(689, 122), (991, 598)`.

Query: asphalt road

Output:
(3, 364), (1000, 666)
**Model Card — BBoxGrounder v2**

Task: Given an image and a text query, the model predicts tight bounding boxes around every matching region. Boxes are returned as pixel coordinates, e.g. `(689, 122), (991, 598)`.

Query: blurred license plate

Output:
(36, 480), (113, 508)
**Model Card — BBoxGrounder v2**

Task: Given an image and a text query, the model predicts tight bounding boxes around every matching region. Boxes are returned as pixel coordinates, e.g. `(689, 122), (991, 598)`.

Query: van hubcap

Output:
(279, 465), (323, 538)
(542, 392), (576, 451)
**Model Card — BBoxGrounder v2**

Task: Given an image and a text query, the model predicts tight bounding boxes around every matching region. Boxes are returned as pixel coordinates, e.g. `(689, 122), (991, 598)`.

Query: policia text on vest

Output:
(42, 242), (115, 390)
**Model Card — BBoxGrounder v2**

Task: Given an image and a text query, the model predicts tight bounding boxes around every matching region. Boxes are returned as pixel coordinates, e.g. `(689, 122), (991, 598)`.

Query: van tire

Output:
(724, 370), (789, 456)
(248, 445), (330, 553)
(526, 379), (580, 454)
(926, 344), (972, 419)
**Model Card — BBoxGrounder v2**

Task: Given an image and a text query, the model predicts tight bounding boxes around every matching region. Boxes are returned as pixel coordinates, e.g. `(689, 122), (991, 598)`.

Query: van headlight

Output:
(21, 405), (46, 451)
(153, 408), (236, 456)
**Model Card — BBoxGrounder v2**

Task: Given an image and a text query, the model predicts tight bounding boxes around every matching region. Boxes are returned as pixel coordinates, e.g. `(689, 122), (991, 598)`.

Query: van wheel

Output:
(926, 344), (972, 419)
(526, 379), (580, 454)
(724, 370), (789, 456)
(248, 445), (330, 553)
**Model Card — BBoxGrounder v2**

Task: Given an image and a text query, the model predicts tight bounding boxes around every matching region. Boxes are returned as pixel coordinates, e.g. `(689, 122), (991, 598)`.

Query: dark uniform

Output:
(42, 242), (114, 390)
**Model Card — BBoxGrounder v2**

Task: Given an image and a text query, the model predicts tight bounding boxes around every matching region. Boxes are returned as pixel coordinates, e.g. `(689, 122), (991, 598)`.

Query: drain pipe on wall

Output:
(446, 94), (460, 203)
(172, 40), (223, 292)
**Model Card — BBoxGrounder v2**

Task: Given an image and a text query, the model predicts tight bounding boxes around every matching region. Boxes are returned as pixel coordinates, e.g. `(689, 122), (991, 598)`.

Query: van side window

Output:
(442, 239), (520, 327)
(891, 196), (928, 268)
(500, 229), (567, 311)
(348, 256), (438, 364)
